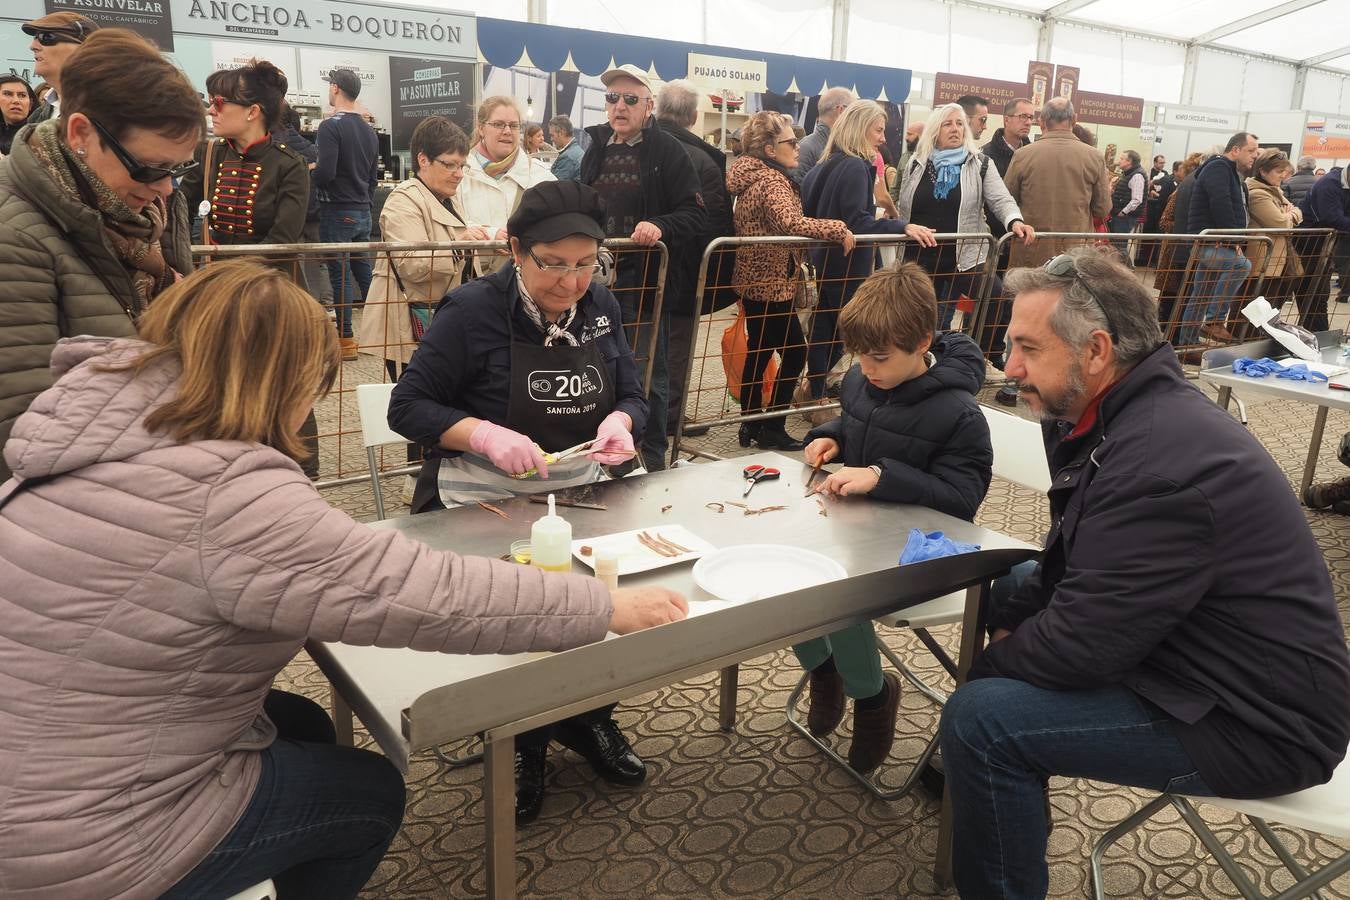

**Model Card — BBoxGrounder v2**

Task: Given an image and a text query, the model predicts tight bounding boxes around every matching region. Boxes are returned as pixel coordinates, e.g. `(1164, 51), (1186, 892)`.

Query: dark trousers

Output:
(617, 283), (669, 471)
(664, 310), (697, 436)
(518, 705), (620, 751)
(740, 297), (806, 416)
(162, 691), (406, 900)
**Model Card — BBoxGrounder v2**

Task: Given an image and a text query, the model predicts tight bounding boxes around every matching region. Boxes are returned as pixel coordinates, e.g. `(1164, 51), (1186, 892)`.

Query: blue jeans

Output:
(162, 691), (406, 900)
(320, 204), (374, 339)
(1176, 246), (1251, 345)
(1106, 215), (1136, 234)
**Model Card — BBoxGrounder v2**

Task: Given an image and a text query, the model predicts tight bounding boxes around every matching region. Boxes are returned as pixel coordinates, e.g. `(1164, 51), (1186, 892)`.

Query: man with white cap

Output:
(579, 63), (706, 471)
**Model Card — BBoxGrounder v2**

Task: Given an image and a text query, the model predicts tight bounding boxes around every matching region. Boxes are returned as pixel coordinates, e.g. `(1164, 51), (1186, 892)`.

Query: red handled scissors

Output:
(742, 464), (781, 497)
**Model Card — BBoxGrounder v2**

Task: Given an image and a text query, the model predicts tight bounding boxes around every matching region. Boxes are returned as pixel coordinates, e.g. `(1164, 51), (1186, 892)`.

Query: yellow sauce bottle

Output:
(530, 493), (573, 573)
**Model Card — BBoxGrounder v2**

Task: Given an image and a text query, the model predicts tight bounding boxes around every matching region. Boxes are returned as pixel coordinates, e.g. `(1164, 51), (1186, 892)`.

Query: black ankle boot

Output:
(738, 422), (760, 447)
(514, 745), (548, 824)
(753, 421), (805, 451)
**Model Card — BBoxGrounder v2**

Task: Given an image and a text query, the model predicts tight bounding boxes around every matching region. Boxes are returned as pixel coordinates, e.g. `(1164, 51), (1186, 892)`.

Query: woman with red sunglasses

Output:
(0, 27), (200, 484)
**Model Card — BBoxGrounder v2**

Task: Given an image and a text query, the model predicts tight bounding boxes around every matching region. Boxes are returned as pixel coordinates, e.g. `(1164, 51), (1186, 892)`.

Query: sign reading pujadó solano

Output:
(170, 0), (477, 59)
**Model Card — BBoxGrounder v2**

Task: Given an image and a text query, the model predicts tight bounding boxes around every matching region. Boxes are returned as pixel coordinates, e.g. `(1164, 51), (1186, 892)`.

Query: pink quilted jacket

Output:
(0, 338), (611, 899)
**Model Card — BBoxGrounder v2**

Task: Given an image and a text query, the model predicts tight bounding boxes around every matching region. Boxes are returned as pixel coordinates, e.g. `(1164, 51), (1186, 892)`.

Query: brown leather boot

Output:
(848, 673), (901, 774)
(806, 665), (845, 737)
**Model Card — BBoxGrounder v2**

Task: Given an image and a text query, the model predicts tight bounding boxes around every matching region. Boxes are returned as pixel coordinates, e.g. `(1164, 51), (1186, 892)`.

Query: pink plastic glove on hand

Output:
(468, 420), (548, 478)
(587, 411), (634, 465)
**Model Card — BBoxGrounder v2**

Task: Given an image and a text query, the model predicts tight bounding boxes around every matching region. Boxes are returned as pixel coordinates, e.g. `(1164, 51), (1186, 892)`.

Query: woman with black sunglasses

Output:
(0, 28), (201, 483)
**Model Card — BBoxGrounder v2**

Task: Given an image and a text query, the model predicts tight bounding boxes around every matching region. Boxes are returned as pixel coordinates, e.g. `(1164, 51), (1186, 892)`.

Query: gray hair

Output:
(818, 86), (855, 117)
(1005, 247), (1161, 368)
(1041, 97), (1074, 126)
(912, 103), (980, 166)
(547, 114), (573, 138)
(1297, 155), (1316, 171)
(657, 79), (700, 129)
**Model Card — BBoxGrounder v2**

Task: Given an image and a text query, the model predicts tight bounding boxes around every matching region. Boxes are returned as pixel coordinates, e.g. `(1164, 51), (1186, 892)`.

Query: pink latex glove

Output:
(587, 411), (635, 465)
(468, 420), (548, 478)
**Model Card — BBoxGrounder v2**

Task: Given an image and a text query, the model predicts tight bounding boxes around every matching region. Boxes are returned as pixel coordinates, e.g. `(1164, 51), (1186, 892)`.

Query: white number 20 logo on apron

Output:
(527, 365), (605, 403)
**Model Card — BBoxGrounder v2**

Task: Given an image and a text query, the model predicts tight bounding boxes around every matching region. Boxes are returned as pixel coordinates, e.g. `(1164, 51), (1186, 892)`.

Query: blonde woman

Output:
(457, 95), (555, 275)
(894, 103), (1032, 329)
(799, 99), (937, 399)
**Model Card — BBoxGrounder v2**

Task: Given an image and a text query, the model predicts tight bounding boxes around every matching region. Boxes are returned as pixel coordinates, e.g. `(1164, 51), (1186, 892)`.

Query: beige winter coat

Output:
(358, 177), (469, 364)
(0, 337), (611, 899)
(1003, 130), (1112, 267)
(1244, 176), (1303, 279)
(457, 149), (555, 276)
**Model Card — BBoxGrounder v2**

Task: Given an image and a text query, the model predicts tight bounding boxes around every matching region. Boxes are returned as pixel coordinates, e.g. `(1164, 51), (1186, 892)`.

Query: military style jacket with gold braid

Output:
(179, 135), (308, 246)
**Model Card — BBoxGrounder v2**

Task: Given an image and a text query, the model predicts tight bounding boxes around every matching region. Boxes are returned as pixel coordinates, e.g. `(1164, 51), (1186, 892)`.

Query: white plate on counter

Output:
(692, 544), (848, 603)
(572, 525), (716, 576)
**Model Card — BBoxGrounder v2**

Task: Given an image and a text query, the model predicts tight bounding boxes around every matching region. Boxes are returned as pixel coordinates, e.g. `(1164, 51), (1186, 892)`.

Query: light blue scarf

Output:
(931, 147), (968, 200)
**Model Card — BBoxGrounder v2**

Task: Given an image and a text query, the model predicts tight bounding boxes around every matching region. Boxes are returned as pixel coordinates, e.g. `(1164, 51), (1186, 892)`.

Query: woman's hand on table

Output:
(588, 411), (635, 465)
(818, 466), (879, 497)
(609, 586), (688, 633)
(468, 420), (548, 478)
(804, 438), (838, 467)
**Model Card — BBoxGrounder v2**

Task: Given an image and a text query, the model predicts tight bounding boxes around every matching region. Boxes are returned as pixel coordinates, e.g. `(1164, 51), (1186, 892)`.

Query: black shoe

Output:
(753, 423), (805, 451)
(514, 746), (548, 824)
(738, 422), (760, 447)
(555, 718), (647, 786)
(680, 424), (710, 438)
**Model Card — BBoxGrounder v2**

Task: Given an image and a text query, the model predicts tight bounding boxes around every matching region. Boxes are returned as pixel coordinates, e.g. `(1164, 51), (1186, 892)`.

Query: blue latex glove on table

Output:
(899, 529), (980, 565)
(1232, 357), (1328, 382)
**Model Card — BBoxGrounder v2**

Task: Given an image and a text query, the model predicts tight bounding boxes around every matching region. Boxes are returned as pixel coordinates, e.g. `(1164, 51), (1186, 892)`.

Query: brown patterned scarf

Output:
(27, 120), (173, 315)
(476, 141), (520, 180)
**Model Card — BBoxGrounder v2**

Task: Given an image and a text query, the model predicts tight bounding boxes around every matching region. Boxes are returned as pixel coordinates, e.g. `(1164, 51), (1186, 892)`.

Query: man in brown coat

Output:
(1004, 97), (1111, 267)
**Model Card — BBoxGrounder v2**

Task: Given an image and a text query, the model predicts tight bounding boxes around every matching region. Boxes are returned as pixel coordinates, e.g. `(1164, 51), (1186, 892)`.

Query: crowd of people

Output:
(0, 13), (1348, 900)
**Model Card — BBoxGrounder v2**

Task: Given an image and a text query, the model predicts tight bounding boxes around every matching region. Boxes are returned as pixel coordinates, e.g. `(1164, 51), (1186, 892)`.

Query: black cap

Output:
(323, 68), (361, 99)
(507, 181), (607, 244)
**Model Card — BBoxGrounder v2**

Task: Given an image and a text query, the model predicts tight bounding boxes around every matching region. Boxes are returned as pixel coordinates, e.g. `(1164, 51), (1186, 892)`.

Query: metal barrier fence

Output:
(191, 239), (667, 487)
(670, 228), (1348, 463)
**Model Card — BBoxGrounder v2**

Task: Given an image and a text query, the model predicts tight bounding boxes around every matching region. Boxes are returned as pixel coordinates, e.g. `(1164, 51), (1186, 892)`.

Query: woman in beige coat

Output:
(1244, 149), (1303, 310)
(359, 117), (487, 371)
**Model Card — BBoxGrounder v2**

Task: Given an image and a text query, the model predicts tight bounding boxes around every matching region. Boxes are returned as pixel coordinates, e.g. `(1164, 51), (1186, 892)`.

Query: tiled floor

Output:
(292, 300), (1350, 898)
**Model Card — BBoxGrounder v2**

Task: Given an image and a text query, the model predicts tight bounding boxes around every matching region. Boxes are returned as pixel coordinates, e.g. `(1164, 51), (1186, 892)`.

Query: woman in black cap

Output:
(390, 180), (649, 823)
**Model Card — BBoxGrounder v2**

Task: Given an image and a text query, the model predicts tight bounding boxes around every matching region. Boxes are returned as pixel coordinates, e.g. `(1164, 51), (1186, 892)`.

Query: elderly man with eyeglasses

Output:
(937, 247), (1350, 900)
(21, 11), (98, 124)
(578, 64), (706, 471)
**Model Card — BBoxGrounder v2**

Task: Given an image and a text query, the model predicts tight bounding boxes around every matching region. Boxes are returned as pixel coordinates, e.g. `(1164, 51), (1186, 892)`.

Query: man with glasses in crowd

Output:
(579, 64), (706, 471)
(939, 247), (1350, 900)
(794, 86), (855, 185)
(982, 97), (1035, 177)
(21, 11), (97, 124)
(314, 68), (379, 360)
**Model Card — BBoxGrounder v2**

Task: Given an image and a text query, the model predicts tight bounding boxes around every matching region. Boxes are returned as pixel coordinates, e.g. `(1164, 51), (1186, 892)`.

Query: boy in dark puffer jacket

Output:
(795, 263), (993, 773)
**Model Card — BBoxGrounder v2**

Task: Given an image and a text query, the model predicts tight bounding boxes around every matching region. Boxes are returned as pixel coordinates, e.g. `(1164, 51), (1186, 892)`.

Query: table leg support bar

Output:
(483, 732), (518, 900)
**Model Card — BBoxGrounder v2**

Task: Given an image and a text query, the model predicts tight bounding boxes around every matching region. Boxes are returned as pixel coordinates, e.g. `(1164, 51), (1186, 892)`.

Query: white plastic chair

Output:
(784, 403), (1051, 798)
(1091, 759), (1350, 900)
(225, 880), (276, 900)
(355, 383), (419, 521)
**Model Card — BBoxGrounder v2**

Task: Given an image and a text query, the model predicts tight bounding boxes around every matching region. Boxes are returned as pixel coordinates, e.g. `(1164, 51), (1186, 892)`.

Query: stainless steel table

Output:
(308, 452), (1038, 898)
(1199, 331), (1349, 497)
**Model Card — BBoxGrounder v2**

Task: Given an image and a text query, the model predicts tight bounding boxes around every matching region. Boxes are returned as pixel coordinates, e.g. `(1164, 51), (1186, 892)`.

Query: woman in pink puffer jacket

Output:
(0, 261), (685, 900)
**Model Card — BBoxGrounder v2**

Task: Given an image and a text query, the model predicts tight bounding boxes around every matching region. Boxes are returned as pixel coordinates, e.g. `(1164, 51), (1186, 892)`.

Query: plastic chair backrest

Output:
(980, 404), (1052, 494)
(356, 383), (405, 449)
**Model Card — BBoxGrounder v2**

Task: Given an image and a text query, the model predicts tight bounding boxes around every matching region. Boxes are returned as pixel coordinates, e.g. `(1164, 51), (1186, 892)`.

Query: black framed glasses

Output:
(604, 91), (645, 107)
(429, 157), (468, 173)
(88, 116), (199, 184)
(1044, 254), (1118, 340)
(528, 248), (602, 278)
(776, 137), (800, 148)
(34, 30), (82, 47)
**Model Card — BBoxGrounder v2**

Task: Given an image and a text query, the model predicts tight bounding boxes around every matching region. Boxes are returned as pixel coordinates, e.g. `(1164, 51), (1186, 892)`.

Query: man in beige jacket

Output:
(1003, 97), (1111, 268)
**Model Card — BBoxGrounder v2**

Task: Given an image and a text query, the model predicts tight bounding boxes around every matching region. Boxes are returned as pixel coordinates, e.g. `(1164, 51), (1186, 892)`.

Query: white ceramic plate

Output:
(692, 544), (849, 603)
(572, 524), (716, 576)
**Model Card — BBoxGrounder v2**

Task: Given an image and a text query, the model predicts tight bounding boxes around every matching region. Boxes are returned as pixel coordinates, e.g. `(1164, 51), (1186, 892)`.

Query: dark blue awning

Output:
(478, 18), (911, 102)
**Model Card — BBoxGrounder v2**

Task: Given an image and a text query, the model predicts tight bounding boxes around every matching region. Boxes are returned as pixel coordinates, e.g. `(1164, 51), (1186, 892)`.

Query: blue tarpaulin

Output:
(477, 18), (912, 101)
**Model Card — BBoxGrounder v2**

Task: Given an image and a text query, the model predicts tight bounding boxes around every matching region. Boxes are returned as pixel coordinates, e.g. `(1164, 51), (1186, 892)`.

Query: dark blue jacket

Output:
(801, 154), (909, 304)
(1185, 155), (1248, 233)
(1299, 167), (1350, 233)
(313, 111), (379, 207)
(974, 344), (1350, 799)
(806, 332), (991, 519)
(388, 267), (649, 462)
(272, 126), (320, 219)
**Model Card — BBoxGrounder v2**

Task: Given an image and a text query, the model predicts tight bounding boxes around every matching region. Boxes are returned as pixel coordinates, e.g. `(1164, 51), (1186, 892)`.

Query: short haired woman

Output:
(1245, 149), (1304, 317)
(0, 28), (201, 483)
(457, 96), (555, 275)
(894, 103), (1032, 329)
(727, 110), (853, 450)
(0, 259), (685, 898)
(800, 100), (937, 400)
(180, 59), (308, 249)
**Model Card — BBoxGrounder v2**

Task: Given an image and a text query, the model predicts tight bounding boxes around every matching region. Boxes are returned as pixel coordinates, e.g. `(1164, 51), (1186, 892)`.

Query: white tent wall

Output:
(1305, 71), (1350, 114)
(1121, 37), (1188, 105)
(1247, 111), (1310, 151)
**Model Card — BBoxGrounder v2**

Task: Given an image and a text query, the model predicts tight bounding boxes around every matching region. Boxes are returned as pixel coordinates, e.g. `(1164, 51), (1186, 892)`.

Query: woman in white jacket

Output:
(894, 103), (1034, 329)
(457, 95), (555, 276)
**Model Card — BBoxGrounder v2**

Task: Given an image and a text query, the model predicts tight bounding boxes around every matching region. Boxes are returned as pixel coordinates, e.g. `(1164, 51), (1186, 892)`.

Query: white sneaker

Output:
(401, 475), (416, 505)
(985, 361), (1007, 384)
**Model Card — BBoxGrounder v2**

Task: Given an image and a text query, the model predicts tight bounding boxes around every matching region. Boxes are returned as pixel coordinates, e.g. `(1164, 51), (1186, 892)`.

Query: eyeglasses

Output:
(485, 120), (520, 132)
(88, 116), (199, 184)
(1009, 113), (1036, 121)
(430, 157), (468, 173)
(528, 248), (602, 278)
(604, 91), (646, 107)
(33, 30), (82, 47)
(776, 137), (800, 148)
(1044, 254), (1118, 340)
(208, 95), (252, 113)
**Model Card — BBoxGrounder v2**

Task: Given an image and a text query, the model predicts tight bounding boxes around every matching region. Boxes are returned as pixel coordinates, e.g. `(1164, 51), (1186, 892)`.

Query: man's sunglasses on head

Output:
(605, 91), (645, 107)
(88, 116), (198, 184)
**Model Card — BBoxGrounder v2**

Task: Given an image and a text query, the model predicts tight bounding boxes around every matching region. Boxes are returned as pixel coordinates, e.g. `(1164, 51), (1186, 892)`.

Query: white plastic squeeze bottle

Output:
(530, 493), (572, 572)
